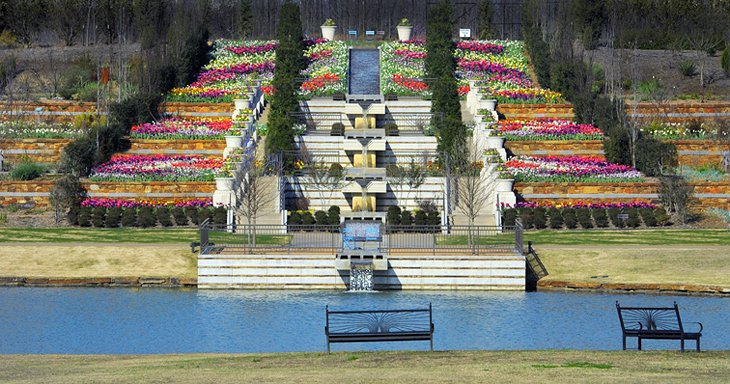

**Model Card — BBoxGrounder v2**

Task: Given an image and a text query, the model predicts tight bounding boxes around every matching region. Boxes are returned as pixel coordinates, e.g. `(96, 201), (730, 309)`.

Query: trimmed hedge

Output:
(69, 206), (218, 227)
(502, 206), (666, 230)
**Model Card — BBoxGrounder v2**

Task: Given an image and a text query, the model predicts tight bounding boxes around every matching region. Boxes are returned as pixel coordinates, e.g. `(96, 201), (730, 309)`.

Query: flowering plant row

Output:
(640, 121), (728, 140)
(300, 41), (348, 97)
(130, 119), (233, 140)
(512, 201), (657, 209)
(455, 40), (563, 103)
(81, 198), (213, 208)
(0, 122), (83, 139)
(498, 119), (603, 141)
(505, 155), (643, 182)
(380, 41), (429, 96)
(89, 154), (223, 182)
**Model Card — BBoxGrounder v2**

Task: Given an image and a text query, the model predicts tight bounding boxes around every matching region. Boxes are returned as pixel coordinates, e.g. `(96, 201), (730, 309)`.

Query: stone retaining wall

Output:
(0, 276), (197, 287)
(538, 280), (730, 295)
(515, 181), (730, 209)
(0, 138), (73, 164)
(127, 139), (226, 157)
(0, 180), (215, 207)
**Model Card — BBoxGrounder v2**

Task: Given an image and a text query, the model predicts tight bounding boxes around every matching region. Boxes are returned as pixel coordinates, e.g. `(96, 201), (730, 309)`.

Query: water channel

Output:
(1, 288), (728, 354)
(348, 49), (380, 95)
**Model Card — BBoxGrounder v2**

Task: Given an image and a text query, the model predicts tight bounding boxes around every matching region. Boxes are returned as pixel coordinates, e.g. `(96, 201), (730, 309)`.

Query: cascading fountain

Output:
(349, 262), (374, 291)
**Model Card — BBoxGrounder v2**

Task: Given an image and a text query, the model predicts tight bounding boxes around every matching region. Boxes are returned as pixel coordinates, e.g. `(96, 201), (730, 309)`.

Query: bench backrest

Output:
(616, 301), (683, 332)
(326, 304), (433, 334)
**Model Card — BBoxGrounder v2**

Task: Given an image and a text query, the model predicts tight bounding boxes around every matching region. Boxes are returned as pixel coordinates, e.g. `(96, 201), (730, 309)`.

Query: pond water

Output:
(0, 288), (728, 354)
(349, 49), (380, 95)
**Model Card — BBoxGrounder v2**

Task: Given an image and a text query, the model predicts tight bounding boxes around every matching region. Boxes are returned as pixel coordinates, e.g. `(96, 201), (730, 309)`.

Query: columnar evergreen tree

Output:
(239, 0), (253, 39)
(265, 0), (305, 159)
(425, 0), (466, 164)
(478, 0), (494, 39)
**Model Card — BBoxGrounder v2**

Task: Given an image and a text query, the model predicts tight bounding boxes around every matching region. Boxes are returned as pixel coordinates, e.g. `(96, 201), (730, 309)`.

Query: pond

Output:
(0, 288), (728, 354)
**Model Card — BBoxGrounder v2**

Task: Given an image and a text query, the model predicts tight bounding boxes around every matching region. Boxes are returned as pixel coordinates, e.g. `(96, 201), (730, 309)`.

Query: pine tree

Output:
(478, 0), (494, 39)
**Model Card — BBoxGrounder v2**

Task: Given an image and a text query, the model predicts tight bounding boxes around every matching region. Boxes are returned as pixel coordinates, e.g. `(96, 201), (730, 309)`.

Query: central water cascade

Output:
(349, 262), (374, 291)
(348, 49), (380, 95)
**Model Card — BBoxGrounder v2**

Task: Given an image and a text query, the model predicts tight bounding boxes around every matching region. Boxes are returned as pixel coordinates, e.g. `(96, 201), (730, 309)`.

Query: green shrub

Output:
(314, 210), (329, 226)
(533, 207), (547, 229)
(67, 207), (80, 225)
(655, 206), (671, 226)
(576, 208), (593, 229)
(721, 46), (729, 75)
(137, 206), (157, 228)
(427, 211), (440, 226)
(607, 208), (625, 228)
(519, 208), (534, 229)
(77, 207), (91, 227)
(301, 211), (316, 225)
(121, 208), (137, 227)
(156, 207), (173, 227)
(548, 207), (563, 229)
(387, 206), (402, 225)
(640, 208), (657, 227)
(91, 207), (106, 227)
(187, 207), (201, 225)
(330, 122), (344, 136)
(592, 208), (609, 228)
(10, 162), (45, 180)
(105, 207), (122, 228)
(562, 209), (577, 229)
(384, 123), (399, 136)
(328, 206), (341, 225)
(400, 210), (413, 226)
(171, 207), (187, 226)
(213, 206), (227, 225)
(678, 61), (696, 77)
(626, 208), (641, 228)
(414, 210), (427, 226)
(288, 211), (303, 225)
(503, 208), (517, 226)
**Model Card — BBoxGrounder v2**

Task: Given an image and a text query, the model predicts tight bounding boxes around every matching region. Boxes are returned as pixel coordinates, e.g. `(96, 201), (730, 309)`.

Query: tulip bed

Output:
(506, 155), (643, 182)
(81, 198), (213, 208)
(300, 40), (348, 97)
(514, 201), (656, 209)
(130, 119), (234, 140)
(0, 121), (83, 139)
(498, 119), (603, 141)
(455, 40), (563, 103)
(168, 40), (276, 103)
(380, 40), (429, 96)
(89, 154), (224, 182)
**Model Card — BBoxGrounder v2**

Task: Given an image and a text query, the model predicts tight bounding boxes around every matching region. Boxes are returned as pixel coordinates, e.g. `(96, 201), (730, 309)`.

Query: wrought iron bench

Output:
(325, 304), (434, 352)
(616, 301), (703, 352)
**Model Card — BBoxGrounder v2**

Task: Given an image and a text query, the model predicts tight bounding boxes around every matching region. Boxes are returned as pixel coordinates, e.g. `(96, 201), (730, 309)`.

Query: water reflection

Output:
(0, 288), (727, 354)
(349, 49), (380, 95)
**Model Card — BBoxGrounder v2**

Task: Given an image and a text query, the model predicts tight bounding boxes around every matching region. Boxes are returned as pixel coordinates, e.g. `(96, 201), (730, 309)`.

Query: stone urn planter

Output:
(321, 25), (336, 41)
(397, 25), (413, 41)
(225, 135), (244, 148)
(215, 177), (235, 191)
(486, 135), (505, 149)
(495, 178), (514, 192)
(482, 99), (498, 111)
(234, 98), (251, 110)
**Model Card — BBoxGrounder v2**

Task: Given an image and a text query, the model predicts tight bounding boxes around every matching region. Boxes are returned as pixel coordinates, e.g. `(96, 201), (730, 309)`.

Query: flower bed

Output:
(300, 40), (348, 97)
(499, 119), (603, 141)
(506, 155), (643, 182)
(0, 121), (83, 139)
(641, 121), (729, 140)
(168, 40), (276, 103)
(89, 154), (223, 182)
(381, 40), (429, 97)
(513, 201), (656, 209)
(455, 40), (563, 103)
(130, 119), (233, 140)
(80, 198), (212, 208)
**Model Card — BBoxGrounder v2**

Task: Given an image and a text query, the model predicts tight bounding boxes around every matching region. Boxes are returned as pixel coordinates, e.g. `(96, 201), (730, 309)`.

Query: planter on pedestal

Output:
(397, 25), (412, 41)
(486, 135), (505, 149)
(482, 99), (498, 111)
(225, 135), (244, 148)
(215, 177), (235, 191)
(234, 98), (251, 111)
(321, 25), (336, 40)
(495, 178), (514, 192)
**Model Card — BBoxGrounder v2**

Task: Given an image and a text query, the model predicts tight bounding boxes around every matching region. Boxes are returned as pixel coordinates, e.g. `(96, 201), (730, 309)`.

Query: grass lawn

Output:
(1, 350), (729, 384)
(538, 245), (730, 288)
(0, 244), (197, 278)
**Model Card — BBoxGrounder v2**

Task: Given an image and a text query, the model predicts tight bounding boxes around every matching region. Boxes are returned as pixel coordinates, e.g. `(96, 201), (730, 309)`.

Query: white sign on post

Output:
(459, 29), (471, 39)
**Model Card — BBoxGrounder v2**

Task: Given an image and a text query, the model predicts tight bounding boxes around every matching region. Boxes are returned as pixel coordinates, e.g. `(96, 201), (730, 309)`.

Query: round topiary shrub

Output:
(626, 208), (641, 228)
(156, 207), (173, 227)
(91, 207), (106, 227)
(105, 207), (122, 228)
(562, 209), (577, 229)
(533, 207), (547, 229)
(576, 208), (593, 229)
(426, 211), (440, 227)
(137, 206), (157, 228)
(213, 206), (227, 225)
(414, 210), (427, 226)
(502, 208), (517, 226)
(314, 210), (329, 226)
(400, 210), (413, 226)
(301, 211), (316, 225)
(171, 207), (188, 226)
(187, 207), (201, 225)
(548, 207), (563, 229)
(387, 206), (402, 225)
(77, 207), (92, 227)
(654, 206), (671, 226)
(67, 207), (80, 226)
(607, 208), (624, 228)
(288, 211), (303, 225)
(328, 206), (341, 225)
(121, 208), (137, 227)
(197, 207), (213, 225)
(519, 208), (534, 229)
(592, 208), (609, 228)
(640, 208), (657, 227)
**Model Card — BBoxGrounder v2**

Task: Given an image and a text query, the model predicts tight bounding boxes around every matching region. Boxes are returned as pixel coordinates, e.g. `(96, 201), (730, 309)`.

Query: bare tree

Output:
(237, 147), (282, 246)
(454, 142), (489, 227)
(302, 149), (344, 210)
(404, 156), (426, 211)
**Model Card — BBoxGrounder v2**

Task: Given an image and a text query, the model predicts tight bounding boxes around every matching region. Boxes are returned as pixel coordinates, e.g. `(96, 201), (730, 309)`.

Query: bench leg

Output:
(697, 338), (701, 352)
(622, 336), (626, 351)
(681, 339), (685, 352)
(430, 337), (433, 352)
(638, 337), (642, 351)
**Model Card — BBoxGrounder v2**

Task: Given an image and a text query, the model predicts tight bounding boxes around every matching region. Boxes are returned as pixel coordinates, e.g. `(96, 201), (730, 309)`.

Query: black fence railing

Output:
(289, 112), (343, 131)
(199, 220), (522, 256)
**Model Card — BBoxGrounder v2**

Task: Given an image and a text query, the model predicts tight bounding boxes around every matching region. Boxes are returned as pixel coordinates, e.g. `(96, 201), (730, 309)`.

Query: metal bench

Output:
(616, 301), (703, 352)
(325, 304), (434, 352)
